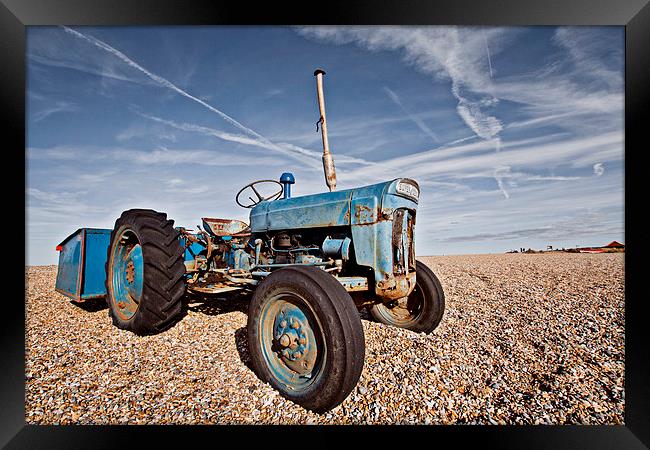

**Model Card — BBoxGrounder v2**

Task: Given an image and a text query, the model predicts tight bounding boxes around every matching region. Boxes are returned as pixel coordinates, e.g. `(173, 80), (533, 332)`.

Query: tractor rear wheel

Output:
(247, 266), (365, 413)
(105, 209), (186, 335)
(370, 261), (445, 334)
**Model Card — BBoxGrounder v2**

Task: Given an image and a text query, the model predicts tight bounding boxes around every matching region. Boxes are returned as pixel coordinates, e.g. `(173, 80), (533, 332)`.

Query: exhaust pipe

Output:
(314, 68), (337, 192)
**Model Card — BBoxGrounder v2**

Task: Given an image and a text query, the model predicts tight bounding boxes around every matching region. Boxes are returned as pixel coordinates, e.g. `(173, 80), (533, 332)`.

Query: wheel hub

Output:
(125, 261), (135, 284)
(111, 230), (144, 320)
(273, 307), (316, 375)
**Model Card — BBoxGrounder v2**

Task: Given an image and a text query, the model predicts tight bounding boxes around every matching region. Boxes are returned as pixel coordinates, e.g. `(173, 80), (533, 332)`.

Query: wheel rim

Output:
(376, 283), (425, 327)
(110, 229), (144, 321)
(258, 292), (326, 392)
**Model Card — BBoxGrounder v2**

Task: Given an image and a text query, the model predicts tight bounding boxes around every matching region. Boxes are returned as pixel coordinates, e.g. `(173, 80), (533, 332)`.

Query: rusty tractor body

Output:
(54, 69), (445, 413)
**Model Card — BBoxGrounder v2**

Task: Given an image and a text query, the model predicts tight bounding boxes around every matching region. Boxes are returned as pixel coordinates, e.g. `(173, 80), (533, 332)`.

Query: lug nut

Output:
(291, 320), (300, 329)
(294, 351), (302, 359)
(279, 334), (291, 347)
(280, 320), (287, 328)
(299, 337), (307, 345)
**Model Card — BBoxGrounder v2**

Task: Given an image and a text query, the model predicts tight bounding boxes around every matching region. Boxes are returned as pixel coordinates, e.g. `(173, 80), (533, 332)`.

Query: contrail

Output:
(137, 112), (376, 169)
(481, 33), (507, 196)
(493, 166), (510, 199)
(61, 26), (279, 150)
(137, 112), (323, 169)
(383, 87), (440, 143)
(61, 26), (377, 173)
(484, 32), (494, 78)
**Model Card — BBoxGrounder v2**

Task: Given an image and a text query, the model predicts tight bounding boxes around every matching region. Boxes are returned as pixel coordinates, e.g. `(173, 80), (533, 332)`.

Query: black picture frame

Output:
(4, 0), (648, 447)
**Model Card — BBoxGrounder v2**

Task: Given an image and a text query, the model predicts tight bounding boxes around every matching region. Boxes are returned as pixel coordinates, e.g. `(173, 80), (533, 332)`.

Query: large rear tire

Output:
(370, 260), (445, 334)
(105, 209), (186, 335)
(247, 266), (365, 413)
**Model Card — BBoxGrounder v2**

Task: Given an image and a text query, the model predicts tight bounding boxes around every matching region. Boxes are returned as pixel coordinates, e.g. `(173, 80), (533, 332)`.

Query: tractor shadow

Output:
(234, 327), (253, 370)
(70, 297), (108, 312)
(183, 292), (254, 370)
(358, 307), (371, 321)
(183, 291), (251, 316)
(184, 292), (373, 371)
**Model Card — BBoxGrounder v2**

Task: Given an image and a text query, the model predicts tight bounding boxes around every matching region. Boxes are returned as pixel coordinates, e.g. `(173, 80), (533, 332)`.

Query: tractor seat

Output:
(202, 217), (251, 237)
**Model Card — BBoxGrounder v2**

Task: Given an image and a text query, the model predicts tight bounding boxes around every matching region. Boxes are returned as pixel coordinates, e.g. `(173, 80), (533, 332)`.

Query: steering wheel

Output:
(236, 180), (283, 208)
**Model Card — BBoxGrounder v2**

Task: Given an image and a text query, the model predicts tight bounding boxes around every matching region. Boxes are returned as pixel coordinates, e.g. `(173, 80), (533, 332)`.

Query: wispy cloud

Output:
(437, 209), (621, 244)
(27, 144), (285, 167)
(264, 88), (285, 98)
(340, 130), (622, 188)
(460, 166), (581, 183)
(593, 163), (605, 177)
(121, 147), (283, 167)
(298, 27), (504, 142)
(26, 188), (110, 225)
(297, 25), (624, 200)
(298, 26), (507, 191)
(493, 28), (623, 135)
(32, 101), (78, 122)
(115, 123), (177, 143)
(28, 53), (151, 86)
(553, 27), (623, 91)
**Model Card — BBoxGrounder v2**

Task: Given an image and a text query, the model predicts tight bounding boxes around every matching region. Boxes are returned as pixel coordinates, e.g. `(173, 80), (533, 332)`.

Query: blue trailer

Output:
(55, 228), (111, 302)
(54, 69), (445, 413)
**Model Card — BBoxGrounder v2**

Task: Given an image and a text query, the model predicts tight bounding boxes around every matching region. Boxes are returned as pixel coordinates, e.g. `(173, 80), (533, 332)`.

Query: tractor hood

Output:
(249, 178), (419, 232)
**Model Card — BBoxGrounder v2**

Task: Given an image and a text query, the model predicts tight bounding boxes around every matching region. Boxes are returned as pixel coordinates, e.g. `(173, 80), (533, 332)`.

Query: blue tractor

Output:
(55, 69), (445, 413)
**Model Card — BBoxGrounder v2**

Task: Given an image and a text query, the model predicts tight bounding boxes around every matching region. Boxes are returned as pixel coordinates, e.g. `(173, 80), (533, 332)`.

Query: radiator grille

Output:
(392, 209), (416, 274)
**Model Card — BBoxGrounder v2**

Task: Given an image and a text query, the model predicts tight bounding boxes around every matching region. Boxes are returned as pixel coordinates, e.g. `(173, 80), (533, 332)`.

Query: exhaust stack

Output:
(314, 68), (337, 192)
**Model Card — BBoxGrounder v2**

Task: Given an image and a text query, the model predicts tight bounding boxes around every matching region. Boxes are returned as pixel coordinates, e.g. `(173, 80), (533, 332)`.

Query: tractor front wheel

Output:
(247, 266), (365, 413)
(370, 261), (445, 334)
(105, 209), (186, 335)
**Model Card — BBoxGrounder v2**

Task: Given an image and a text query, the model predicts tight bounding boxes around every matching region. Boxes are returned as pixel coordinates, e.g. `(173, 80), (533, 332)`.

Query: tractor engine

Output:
(264, 230), (350, 266)
(194, 227), (352, 272)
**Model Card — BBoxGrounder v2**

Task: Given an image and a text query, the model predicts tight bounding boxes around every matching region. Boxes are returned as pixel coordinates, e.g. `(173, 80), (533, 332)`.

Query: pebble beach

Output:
(25, 253), (625, 425)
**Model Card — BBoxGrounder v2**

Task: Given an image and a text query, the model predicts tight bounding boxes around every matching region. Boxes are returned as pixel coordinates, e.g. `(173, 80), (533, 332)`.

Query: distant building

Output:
(513, 241), (624, 254)
(576, 240), (624, 253)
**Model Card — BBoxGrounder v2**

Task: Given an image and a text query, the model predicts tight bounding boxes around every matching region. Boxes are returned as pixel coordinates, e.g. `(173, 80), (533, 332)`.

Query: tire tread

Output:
(105, 209), (186, 335)
(247, 266), (365, 413)
(369, 260), (445, 334)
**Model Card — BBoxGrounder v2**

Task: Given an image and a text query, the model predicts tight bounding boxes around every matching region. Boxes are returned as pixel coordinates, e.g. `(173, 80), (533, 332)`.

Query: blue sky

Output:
(26, 26), (624, 265)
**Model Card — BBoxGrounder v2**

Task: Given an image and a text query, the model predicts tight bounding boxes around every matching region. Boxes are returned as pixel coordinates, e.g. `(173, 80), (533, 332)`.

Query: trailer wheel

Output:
(370, 261), (445, 334)
(105, 209), (186, 335)
(247, 266), (365, 413)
